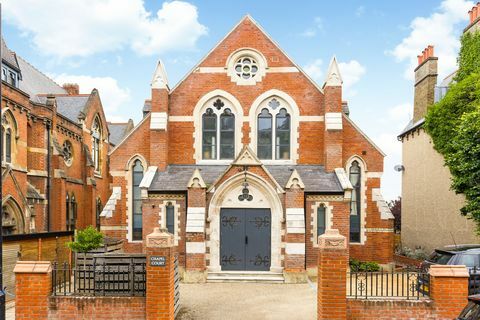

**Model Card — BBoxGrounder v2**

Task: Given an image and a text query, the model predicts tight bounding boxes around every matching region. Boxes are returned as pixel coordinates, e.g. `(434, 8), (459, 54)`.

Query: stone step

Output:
(207, 271), (284, 283)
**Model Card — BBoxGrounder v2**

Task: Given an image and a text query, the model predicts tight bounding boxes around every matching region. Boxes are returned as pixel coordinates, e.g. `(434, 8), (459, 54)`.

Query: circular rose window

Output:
(234, 57), (259, 80)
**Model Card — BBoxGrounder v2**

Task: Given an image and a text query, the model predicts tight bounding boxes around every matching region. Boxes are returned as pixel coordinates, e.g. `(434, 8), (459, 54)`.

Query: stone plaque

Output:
(150, 256), (167, 267)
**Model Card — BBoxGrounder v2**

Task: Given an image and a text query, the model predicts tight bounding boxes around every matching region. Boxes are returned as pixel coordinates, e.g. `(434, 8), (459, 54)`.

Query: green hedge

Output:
(349, 259), (380, 272)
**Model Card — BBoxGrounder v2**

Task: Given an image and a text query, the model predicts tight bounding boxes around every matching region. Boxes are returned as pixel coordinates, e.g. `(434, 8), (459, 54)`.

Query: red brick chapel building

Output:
(102, 16), (394, 281)
(1, 38), (116, 235)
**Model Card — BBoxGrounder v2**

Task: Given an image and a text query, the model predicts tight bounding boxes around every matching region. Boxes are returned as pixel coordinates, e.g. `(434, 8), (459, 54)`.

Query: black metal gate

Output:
(220, 208), (271, 271)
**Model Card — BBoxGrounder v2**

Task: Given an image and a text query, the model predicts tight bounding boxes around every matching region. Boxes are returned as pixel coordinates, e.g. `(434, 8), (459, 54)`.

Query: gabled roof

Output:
(108, 120), (134, 146)
(16, 55), (67, 100)
(36, 95), (89, 123)
(1, 38), (20, 71)
(170, 15), (325, 94)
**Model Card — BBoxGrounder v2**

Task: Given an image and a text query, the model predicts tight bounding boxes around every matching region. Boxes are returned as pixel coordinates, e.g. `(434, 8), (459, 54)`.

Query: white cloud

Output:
(53, 74), (131, 121)
(303, 59), (366, 97)
(389, 0), (473, 79)
(3, 0), (207, 58)
(300, 16), (324, 37)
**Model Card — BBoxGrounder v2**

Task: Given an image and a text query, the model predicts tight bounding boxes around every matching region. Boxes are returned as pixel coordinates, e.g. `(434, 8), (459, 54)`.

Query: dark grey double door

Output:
(220, 208), (271, 271)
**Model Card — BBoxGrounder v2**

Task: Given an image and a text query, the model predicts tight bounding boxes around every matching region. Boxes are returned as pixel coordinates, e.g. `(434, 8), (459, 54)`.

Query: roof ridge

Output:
(16, 55), (67, 93)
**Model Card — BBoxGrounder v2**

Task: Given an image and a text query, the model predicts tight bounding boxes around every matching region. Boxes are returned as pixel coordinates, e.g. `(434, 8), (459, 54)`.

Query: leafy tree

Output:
(425, 30), (480, 232)
(388, 197), (401, 232)
(67, 226), (104, 267)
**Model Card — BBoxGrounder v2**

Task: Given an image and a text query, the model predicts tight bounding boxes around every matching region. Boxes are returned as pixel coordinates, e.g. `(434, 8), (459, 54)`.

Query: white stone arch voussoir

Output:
(193, 89), (244, 163)
(248, 89), (300, 164)
(207, 171), (283, 273)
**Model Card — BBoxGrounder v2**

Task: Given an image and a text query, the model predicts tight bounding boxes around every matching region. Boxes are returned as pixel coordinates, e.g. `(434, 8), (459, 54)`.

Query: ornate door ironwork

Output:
(220, 208), (271, 271)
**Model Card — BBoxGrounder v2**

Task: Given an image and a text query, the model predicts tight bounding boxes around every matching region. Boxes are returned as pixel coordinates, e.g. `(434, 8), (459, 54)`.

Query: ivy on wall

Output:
(425, 30), (480, 231)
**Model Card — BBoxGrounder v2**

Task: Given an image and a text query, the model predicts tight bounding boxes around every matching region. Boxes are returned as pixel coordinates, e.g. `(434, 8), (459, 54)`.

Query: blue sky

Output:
(1, 0), (475, 200)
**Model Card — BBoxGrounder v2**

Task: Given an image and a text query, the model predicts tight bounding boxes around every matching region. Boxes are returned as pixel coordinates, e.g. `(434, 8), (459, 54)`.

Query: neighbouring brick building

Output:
(399, 4), (480, 253)
(102, 15), (394, 281)
(1, 38), (126, 235)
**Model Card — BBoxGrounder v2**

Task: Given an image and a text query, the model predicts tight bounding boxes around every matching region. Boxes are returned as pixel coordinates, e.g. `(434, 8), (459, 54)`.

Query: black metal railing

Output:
(347, 270), (430, 300)
(469, 267), (480, 295)
(52, 261), (146, 297)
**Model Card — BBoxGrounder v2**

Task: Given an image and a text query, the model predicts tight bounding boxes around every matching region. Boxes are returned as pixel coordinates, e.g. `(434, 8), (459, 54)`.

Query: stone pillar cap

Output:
(146, 227), (174, 248)
(429, 265), (469, 278)
(13, 261), (51, 274)
(318, 229), (347, 249)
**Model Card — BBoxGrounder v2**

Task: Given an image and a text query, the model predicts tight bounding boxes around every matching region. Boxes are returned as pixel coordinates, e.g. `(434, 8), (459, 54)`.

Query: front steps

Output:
(207, 271), (285, 283)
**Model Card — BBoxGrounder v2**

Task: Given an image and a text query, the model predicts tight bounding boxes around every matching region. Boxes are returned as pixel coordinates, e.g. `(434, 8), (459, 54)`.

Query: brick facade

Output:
(105, 15), (394, 279)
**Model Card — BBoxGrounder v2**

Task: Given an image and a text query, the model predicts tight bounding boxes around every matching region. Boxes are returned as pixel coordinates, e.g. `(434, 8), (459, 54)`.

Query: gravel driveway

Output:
(177, 282), (316, 320)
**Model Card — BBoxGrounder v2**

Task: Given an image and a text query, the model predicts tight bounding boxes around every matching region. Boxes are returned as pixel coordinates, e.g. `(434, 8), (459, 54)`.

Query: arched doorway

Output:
(207, 171), (283, 273)
(2, 197), (25, 235)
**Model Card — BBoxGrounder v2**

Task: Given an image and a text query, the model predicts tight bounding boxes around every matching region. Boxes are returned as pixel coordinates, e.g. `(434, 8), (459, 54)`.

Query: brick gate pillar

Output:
(317, 229), (347, 320)
(146, 227), (176, 320)
(14, 261), (52, 320)
(429, 265), (469, 319)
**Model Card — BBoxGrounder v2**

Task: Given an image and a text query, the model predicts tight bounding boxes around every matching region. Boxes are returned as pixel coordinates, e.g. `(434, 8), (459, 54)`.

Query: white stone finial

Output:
(324, 56), (343, 87)
(187, 169), (207, 188)
(151, 60), (169, 90)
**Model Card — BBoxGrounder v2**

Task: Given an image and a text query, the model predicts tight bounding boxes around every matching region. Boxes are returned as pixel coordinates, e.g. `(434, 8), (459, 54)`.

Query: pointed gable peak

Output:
(151, 59), (169, 90)
(233, 145), (262, 166)
(324, 56), (343, 87)
(187, 168), (207, 188)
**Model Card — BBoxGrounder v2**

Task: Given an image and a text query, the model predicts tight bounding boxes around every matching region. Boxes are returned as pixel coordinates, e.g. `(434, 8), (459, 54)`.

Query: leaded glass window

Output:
(166, 202), (175, 235)
(202, 108), (217, 160)
(220, 109), (235, 159)
(5, 128), (11, 163)
(234, 57), (259, 80)
(257, 108), (272, 159)
(132, 160), (144, 241)
(349, 161), (361, 243)
(275, 108), (290, 160)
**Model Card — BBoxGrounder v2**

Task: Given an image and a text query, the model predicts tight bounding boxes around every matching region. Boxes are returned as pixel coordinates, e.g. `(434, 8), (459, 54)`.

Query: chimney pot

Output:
(473, 7), (478, 21)
(63, 83), (80, 95)
(417, 55), (423, 65)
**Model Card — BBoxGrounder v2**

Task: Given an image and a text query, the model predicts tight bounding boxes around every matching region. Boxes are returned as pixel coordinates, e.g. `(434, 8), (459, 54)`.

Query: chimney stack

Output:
(413, 45), (437, 122)
(63, 83), (79, 95)
(465, 2), (480, 33)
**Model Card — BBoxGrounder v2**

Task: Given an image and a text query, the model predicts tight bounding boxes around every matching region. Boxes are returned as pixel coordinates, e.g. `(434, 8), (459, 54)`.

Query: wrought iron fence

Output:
(52, 261), (146, 297)
(469, 267), (480, 295)
(347, 270), (430, 300)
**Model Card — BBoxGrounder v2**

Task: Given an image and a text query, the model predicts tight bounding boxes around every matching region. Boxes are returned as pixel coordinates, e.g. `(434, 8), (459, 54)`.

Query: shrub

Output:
(67, 226), (104, 253)
(349, 259), (380, 272)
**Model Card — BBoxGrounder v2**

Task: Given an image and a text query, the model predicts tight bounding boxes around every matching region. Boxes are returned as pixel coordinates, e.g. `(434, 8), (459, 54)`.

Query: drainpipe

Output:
(46, 123), (51, 231)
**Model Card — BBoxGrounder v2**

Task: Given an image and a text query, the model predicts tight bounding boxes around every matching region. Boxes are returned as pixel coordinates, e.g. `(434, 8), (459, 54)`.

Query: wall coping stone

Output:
(13, 261), (51, 273)
(146, 227), (174, 248)
(318, 229), (346, 250)
(429, 265), (469, 278)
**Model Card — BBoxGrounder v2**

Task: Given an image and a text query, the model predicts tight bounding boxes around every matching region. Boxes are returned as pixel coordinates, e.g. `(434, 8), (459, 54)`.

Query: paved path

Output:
(177, 283), (316, 320)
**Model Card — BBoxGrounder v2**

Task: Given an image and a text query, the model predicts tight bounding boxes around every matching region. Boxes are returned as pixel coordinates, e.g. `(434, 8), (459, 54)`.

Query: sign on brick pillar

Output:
(284, 179), (306, 281)
(317, 229), (347, 320)
(429, 265), (469, 319)
(14, 261), (52, 320)
(146, 228), (176, 320)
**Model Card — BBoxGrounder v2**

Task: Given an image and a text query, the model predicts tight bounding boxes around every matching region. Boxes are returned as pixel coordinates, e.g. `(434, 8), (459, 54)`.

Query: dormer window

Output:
(2, 66), (19, 88)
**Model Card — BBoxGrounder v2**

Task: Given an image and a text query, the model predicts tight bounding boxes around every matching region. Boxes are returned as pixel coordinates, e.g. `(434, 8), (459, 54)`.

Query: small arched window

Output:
(317, 204), (326, 237)
(66, 193), (77, 231)
(96, 198), (102, 230)
(132, 160), (144, 241)
(2, 198), (24, 235)
(166, 202), (175, 235)
(257, 108), (272, 159)
(201, 99), (236, 160)
(349, 161), (361, 243)
(91, 117), (102, 172)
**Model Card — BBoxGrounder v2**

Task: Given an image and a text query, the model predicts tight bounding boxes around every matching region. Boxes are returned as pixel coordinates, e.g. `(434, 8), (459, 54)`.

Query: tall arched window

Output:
(201, 98), (236, 160)
(256, 99), (291, 160)
(275, 108), (290, 160)
(96, 198), (102, 230)
(257, 108), (272, 159)
(91, 117), (102, 172)
(349, 161), (361, 243)
(5, 128), (11, 163)
(202, 108), (217, 160)
(66, 193), (77, 231)
(132, 160), (144, 241)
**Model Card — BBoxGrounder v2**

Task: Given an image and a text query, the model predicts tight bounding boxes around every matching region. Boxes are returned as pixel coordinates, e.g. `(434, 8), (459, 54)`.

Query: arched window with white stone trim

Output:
(346, 157), (367, 244)
(91, 116), (102, 173)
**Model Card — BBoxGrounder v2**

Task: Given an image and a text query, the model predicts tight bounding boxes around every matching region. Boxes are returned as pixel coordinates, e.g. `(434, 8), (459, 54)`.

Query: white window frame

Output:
(311, 201), (333, 247)
(346, 156), (367, 245)
(159, 200), (181, 246)
(226, 48), (267, 85)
